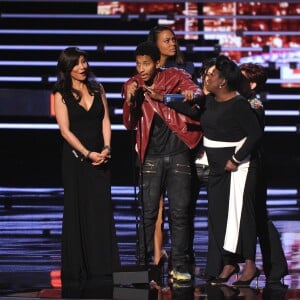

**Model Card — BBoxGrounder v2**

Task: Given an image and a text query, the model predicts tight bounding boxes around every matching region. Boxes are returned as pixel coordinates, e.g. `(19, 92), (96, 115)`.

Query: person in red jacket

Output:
(122, 41), (202, 282)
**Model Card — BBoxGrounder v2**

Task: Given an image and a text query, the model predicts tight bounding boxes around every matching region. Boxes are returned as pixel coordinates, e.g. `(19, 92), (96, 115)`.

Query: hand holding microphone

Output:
(126, 80), (138, 106)
(181, 90), (198, 102)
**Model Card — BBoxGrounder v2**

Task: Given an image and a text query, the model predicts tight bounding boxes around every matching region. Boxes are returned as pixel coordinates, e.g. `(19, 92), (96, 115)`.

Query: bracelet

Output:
(230, 157), (239, 166)
(102, 145), (111, 152)
(86, 151), (91, 159)
(231, 155), (241, 164)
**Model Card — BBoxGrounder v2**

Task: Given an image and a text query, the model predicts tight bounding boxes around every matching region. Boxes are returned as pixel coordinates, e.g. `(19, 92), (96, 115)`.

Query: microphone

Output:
(163, 94), (185, 105)
(130, 80), (139, 107)
(129, 81), (140, 115)
(163, 93), (201, 105)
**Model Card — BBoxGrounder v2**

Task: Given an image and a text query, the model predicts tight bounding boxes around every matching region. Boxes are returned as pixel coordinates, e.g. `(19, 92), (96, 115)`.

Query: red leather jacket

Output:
(122, 68), (203, 163)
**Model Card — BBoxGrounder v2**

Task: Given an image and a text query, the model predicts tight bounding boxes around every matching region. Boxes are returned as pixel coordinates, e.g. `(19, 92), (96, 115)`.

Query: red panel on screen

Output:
(50, 93), (55, 116)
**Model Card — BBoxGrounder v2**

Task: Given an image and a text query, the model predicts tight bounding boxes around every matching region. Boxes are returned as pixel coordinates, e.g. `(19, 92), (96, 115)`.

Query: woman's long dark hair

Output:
(53, 47), (100, 102)
(147, 25), (185, 65)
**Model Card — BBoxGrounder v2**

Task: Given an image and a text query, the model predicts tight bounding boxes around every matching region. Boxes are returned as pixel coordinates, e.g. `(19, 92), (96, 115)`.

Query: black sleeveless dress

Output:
(60, 92), (120, 298)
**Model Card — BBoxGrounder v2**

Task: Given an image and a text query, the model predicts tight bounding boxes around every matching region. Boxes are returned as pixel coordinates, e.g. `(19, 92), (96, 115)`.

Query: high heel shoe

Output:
(210, 264), (240, 285)
(232, 268), (261, 288)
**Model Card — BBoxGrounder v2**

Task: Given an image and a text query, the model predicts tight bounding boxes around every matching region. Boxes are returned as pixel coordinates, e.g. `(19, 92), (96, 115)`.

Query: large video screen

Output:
(98, 2), (300, 87)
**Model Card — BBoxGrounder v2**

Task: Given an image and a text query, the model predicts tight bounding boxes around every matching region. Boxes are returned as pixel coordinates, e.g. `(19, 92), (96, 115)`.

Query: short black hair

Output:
(216, 55), (243, 91)
(135, 41), (160, 63)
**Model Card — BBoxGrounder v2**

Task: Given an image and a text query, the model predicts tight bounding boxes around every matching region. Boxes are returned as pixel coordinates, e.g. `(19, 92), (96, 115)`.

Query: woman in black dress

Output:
(53, 47), (119, 298)
(240, 63), (288, 284)
(201, 55), (263, 287)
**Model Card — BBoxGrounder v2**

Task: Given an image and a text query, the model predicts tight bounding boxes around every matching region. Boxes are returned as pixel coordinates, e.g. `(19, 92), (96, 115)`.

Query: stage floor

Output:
(0, 186), (299, 299)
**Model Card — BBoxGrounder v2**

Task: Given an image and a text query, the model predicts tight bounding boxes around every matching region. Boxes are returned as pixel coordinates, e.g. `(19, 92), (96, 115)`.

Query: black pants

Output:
(255, 160), (288, 280)
(138, 151), (192, 270)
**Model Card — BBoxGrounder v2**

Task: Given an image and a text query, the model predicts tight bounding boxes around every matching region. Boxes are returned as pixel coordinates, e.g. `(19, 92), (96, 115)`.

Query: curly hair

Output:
(135, 41), (161, 63)
(239, 63), (268, 93)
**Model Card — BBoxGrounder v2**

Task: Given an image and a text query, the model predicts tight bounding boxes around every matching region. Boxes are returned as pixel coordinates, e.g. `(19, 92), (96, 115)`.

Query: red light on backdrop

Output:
(50, 94), (55, 116)
(50, 269), (61, 288)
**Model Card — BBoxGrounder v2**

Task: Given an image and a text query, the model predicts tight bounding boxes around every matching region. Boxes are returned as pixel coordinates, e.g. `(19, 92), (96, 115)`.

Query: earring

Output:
(219, 84), (223, 88)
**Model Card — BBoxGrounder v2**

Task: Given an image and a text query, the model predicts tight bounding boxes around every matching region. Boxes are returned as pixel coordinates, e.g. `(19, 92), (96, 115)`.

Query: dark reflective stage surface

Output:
(0, 186), (299, 299)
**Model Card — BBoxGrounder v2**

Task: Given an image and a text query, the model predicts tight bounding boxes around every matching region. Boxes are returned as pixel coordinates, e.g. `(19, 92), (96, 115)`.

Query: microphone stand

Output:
(137, 119), (146, 265)
(113, 87), (157, 287)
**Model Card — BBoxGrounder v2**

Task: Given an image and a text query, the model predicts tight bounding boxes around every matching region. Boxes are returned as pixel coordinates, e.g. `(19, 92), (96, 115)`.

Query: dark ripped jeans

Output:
(138, 151), (192, 270)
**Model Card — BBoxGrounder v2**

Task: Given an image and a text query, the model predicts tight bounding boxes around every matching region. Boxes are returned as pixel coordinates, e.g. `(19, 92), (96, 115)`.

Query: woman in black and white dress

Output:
(200, 55), (263, 287)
